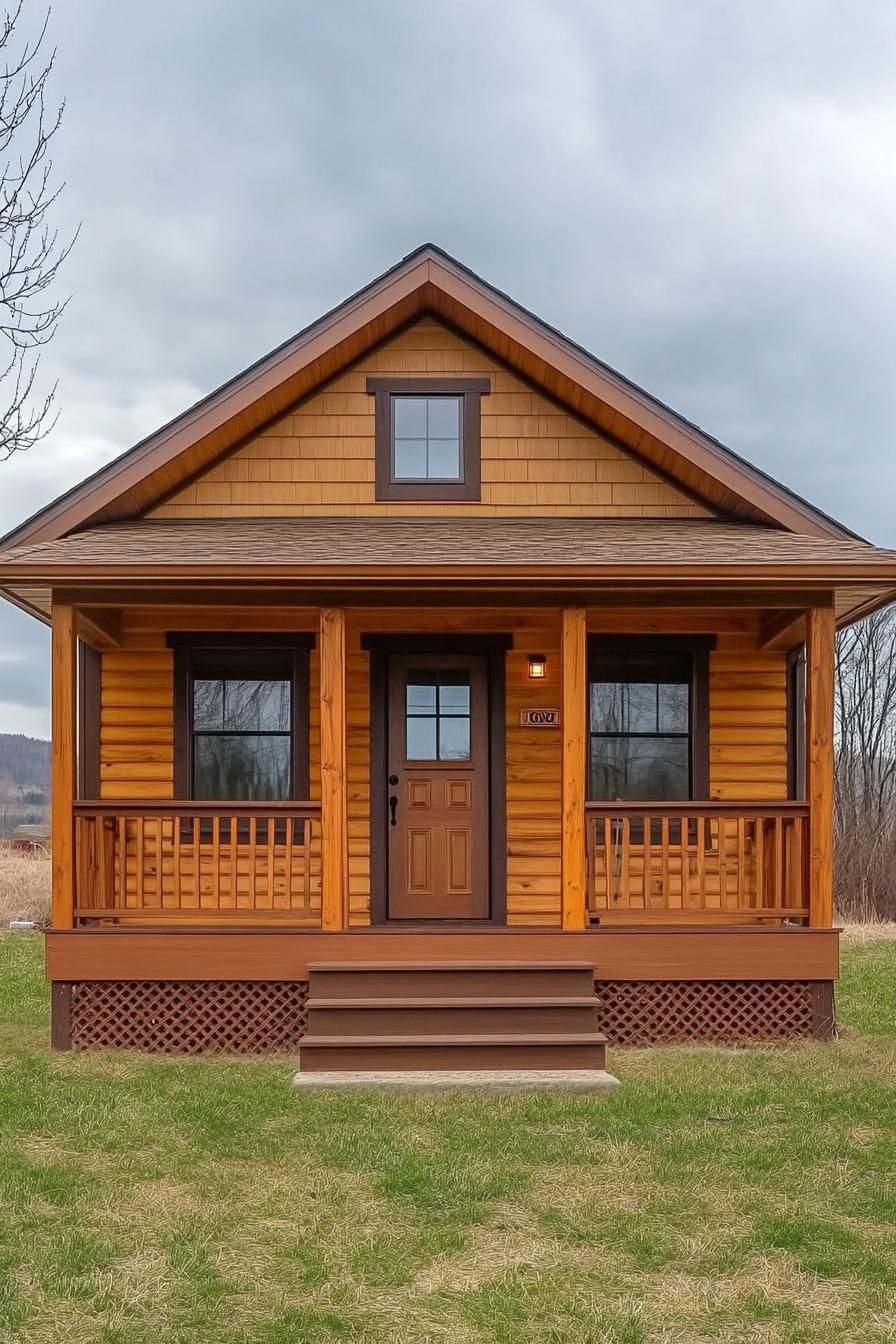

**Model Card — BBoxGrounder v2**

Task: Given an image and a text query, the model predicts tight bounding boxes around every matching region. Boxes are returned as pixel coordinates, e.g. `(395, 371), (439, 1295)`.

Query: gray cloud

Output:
(2, 0), (895, 732)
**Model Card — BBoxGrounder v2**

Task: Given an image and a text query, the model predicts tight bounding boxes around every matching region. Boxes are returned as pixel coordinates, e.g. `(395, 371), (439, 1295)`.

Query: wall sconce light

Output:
(528, 653), (547, 680)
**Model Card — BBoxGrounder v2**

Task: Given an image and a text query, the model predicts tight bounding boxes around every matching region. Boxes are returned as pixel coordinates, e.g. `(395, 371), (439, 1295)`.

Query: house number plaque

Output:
(520, 708), (561, 727)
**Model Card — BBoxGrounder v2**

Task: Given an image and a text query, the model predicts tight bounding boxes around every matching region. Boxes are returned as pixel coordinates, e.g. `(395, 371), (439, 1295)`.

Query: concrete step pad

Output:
(293, 1068), (621, 1092)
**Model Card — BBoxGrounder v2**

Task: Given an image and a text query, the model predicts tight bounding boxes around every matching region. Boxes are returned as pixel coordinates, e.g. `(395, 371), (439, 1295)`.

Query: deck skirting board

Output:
(53, 975), (835, 1052)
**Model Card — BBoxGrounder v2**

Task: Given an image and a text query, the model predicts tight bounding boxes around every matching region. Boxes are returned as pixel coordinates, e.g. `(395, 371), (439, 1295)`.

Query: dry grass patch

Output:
(0, 851), (50, 924)
(840, 920), (896, 942)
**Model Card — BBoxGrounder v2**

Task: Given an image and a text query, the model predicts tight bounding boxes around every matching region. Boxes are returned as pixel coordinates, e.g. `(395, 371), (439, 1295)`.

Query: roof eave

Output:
(4, 561), (896, 585)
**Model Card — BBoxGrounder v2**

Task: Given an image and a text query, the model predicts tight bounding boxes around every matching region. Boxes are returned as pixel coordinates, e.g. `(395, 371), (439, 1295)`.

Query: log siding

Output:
(96, 606), (788, 926)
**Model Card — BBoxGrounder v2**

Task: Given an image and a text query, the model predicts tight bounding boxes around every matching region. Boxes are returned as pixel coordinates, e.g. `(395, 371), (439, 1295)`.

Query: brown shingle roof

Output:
(1, 517), (895, 573)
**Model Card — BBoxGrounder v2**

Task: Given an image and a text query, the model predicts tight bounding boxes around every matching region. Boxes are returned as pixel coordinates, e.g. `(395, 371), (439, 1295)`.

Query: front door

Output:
(386, 653), (490, 919)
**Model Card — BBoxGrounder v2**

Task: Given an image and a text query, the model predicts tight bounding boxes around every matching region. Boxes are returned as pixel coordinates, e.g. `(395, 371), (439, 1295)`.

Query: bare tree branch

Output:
(835, 605), (896, 920)
(0, 2), (74, 459)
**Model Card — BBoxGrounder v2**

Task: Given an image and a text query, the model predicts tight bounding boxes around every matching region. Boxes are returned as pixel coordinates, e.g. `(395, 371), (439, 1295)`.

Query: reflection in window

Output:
(192, 676), (291, 800)
(392, 396), (462, 481)
(588, 652), (691, 801)
(405, 668), (471, 760)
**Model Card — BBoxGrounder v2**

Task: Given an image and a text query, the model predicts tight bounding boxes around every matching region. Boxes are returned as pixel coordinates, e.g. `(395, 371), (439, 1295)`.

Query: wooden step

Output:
(299, 1032), (608, 1072)
(298, 960), (610, 1075)
(306, 998), (601, 1036)
(306, 962), (596, 1000)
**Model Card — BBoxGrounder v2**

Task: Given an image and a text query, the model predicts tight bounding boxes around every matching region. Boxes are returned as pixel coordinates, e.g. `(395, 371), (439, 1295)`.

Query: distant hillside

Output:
(0, 733), (50, 795)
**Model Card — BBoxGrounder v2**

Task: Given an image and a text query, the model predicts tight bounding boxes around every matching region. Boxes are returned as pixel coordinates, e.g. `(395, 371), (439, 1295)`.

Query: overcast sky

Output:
(0, 1), (894, 738)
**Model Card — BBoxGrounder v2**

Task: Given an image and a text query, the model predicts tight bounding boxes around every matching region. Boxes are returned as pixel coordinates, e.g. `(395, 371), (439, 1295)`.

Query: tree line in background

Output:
(835, 605), (896, 921)
(0, 732), (49, 836)
(0, 730), (48, 790)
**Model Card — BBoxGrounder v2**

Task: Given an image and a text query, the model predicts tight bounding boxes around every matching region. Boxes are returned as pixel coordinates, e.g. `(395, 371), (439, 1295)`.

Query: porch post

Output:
(50, 601), (77, 929)
(561, 607), (588, 929)
(319, 607), (348, 930)
(806, 605), (835, 927)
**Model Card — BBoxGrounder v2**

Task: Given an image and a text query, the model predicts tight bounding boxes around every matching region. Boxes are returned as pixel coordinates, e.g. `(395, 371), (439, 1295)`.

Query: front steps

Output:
(296, 961), (615, 1081)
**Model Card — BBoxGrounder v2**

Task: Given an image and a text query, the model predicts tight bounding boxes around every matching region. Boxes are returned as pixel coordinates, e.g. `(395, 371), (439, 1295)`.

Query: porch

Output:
(37, 577), (840, 1054)
(47, 595), (836, 935)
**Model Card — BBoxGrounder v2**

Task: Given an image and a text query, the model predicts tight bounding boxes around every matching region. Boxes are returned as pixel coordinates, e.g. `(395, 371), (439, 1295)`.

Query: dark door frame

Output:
(363, 633), (510, 925)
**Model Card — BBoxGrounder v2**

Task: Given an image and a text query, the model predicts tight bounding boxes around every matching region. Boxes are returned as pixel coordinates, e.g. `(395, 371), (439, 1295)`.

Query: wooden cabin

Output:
(2, 244), (895, 1070)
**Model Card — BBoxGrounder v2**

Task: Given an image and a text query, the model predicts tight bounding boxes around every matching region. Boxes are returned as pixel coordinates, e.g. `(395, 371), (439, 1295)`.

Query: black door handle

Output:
(389, 795), (398, 826)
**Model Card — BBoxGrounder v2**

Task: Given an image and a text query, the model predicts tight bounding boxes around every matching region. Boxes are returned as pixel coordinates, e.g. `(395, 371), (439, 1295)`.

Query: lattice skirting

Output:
(67, 980), (309, 1053)
(56, 978), (830, 1053)
(596, 979), (822, 1046)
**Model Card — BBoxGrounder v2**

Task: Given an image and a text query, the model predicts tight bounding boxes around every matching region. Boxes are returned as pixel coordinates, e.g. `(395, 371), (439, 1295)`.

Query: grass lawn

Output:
(0, 938), (893, 1343)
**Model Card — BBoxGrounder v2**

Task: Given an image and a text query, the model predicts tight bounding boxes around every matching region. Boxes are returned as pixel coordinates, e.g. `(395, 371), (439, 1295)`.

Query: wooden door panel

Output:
(446, 779), (472, 808)
(446, 828), (473, 895)
(387, 654), (490, 920)
(406, 829), (432, 895)
(407, 780), (431, 809)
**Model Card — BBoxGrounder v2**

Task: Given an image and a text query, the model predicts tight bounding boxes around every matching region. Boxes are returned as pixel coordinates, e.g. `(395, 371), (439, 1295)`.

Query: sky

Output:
(0, 0), (894, 738)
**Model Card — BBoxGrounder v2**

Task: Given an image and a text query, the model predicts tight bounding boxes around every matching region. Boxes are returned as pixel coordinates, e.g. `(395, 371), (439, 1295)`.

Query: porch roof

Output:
(1, 517), (896, 624)
(2, 515), (895, 571)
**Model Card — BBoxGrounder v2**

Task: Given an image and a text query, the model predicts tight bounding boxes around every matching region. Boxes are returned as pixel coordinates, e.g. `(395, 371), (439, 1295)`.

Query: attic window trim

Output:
(367, 376), (490, 501)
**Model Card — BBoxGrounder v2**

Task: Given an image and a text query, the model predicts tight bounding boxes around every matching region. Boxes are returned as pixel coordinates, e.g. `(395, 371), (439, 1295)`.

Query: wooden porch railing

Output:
(73, 802), (322, 924)
(585, 802), (810, 922)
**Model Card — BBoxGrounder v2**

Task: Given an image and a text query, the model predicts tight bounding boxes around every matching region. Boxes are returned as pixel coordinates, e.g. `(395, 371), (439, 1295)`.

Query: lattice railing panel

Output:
(70, 980), (309, 1054)
(596, 979), (815, 1046)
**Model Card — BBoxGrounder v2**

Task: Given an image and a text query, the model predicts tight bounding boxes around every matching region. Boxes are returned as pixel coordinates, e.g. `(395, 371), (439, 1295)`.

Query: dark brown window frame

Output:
(78, 640), (101, 800)
(167, 633), (313, 803)
(787, 644), (806, 800)
(367, 376), (490, 501)
(586, 635), (715, 802)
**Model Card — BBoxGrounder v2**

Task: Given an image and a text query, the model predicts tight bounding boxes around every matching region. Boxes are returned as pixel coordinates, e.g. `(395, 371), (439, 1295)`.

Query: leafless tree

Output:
(0, 2), (74, 459)
(835, 605), (896, 920)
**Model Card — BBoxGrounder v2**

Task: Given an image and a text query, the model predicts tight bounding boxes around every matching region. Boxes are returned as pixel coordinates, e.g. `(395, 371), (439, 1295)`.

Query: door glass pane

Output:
(404, 667), (472, 760)
(406, 715), (437, 760)
(589, 736), (689, 801)
(438, 673), (470, 714)
(406, 672), (437, 712)
(193, 734), (291, 800)
(439, 716), (471, 760)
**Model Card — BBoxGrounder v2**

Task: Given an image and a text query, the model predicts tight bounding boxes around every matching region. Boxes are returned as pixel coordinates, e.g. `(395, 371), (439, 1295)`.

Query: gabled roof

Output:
(0, 244), (863, 551)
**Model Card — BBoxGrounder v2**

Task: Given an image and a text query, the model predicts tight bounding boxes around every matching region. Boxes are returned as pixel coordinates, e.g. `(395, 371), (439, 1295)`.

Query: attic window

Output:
(367, 377), (489, 501)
